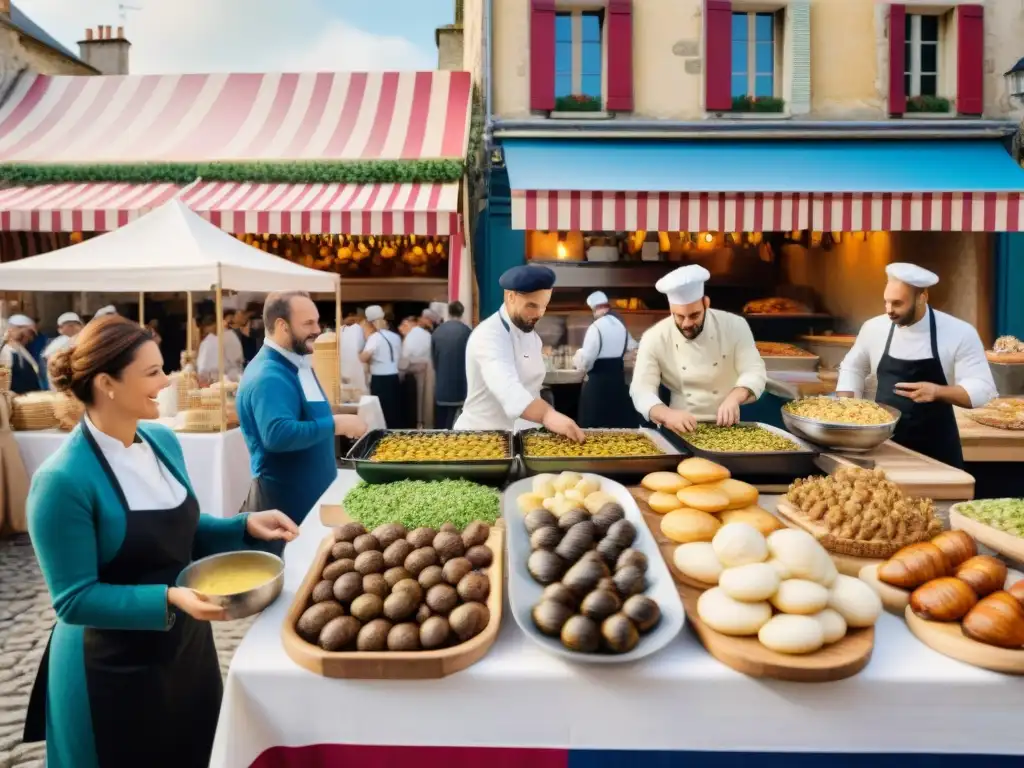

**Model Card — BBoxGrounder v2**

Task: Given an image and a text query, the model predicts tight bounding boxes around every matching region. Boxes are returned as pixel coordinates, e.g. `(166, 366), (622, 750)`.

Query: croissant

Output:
(930, 530), (976, 569)
(1008, 579), (1024, 607)
(910, 577), (978, 622)
(961, 591), (1024, 649)
(877, 542), (950, 590)
(954, 555), (1007, 598)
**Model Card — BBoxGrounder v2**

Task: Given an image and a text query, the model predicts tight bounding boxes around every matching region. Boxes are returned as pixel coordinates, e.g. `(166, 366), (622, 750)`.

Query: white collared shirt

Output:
(197, 328), (245, 382)
(837, 308), (997, 407)
(84, 416), (187, 511)
(364, 329), (401, 376)
(455, 306), (546, 431)
(340, 324), (367, 391)
(265, 339), (325, 402)
(402, 325), (432, 366)
(42, 333), (75, 360)
(574, 312), (639, 372)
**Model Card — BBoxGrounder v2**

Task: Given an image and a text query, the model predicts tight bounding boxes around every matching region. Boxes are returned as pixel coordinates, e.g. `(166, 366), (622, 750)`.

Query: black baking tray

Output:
(346, 429), (516, 486)
(515, 427), (686, 482)
(660, 422), (818, 479)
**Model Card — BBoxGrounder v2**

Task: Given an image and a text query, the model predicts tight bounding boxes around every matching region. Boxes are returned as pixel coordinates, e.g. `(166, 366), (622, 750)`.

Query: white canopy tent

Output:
(0, 199), (343, 429)
(0, 198), (338, 293)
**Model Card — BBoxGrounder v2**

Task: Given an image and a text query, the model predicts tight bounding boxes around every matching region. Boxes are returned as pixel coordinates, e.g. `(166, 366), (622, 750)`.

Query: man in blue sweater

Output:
(236, 292), (367, 539)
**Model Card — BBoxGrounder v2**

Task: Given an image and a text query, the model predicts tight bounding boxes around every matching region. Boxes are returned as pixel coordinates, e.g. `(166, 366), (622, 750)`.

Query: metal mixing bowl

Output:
(176, 550), (284, 621)
(781, 403), (901, 453)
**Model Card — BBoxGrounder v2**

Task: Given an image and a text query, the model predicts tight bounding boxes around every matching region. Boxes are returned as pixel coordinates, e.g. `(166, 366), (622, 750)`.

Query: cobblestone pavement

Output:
(0, 534), (255, 768)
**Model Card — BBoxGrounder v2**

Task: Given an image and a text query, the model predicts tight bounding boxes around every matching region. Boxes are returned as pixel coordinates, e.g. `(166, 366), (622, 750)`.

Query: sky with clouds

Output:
(15, 0), (453, 73)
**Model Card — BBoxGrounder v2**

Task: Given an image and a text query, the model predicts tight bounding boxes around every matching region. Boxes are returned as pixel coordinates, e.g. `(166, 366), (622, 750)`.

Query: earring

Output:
(108, 391), (114, 400)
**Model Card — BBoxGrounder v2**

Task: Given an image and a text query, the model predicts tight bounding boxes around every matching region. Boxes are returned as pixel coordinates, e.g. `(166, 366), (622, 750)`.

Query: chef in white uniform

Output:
(360, 305), (403, 427)
(339, 311), (367, 394)
(455, 265), (584, 441)
(837, 262), (995, 468)
(42, 312), (84, 370)
(573, 291), (639, 428)
(630, 265), (766, 432)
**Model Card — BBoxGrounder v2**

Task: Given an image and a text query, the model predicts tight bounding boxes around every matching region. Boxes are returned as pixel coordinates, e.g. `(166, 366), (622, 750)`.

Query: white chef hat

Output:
(586, 291), (609, 309)
(421, 308), (442, 324)
(94, 305), (117, 317)
(57, 312), (82, 326)
(886, 262), (938, 289)
(7, 314), (34, 327)
(365, 305), (385, 322)
(655, 265), (711, 306)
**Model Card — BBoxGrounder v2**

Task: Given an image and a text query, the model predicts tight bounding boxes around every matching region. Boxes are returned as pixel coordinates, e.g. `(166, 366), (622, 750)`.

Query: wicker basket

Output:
(0, 366), (10, 393)
(53, 393), (85, 431)
(312, 331), (341, 406)
(11, 392), (59, 431)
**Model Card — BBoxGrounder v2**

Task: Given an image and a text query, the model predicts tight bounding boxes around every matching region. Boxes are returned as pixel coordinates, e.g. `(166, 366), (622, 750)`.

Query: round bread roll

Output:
(584, 491), (616, 514)
(765, 557), (792, 580)
(676, 486), (730, 513)
(648, 491), (684, 515)
(697, 587), (772, 636)
(575, 476), (601, 498)
(676, 457), (730, 485)
(758, 614), (825, 655)
(819, 553), (839, 588)
(766, 528), (831, 583)
(673, 542), (724, 585)
(661, 508), (721, 544)
(553, 471), (581, 492)
(533, 477), (556, 499)
(517, 493), (546, 514)
(719, 562), (781, 603)
(564, 488), (585, 503)
(812, 608), (848, 644)
(709, 478), (759, 510)
(718, 506), (784, 536)
(711, 523), (768, 567)
(827, 574), (882, 628)
(771, 579), (830, 615)
(642, 471), (691, 494)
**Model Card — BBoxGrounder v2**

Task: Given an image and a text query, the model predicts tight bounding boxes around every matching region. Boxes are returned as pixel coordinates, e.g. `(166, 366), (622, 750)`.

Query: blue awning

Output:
(502, 139), (1024, 232)
(503, 139), (1024, 193)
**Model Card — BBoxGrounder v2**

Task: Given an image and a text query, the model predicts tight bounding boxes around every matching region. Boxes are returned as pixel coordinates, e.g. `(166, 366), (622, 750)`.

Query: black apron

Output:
(875, 307), (964, 469)
(370, 332), (402, 429)
(577, 315), (638, 428)
(24, 425), (223, 768)
(0, 341), (42, 394)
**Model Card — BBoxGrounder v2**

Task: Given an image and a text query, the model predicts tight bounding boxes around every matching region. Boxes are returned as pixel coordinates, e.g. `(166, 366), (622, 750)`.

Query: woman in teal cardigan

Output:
(23, 316), (298, 768)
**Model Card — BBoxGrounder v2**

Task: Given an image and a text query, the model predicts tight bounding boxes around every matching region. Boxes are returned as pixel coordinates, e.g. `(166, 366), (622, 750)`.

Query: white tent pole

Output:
(216, 268), (226, 432)
(335, 279), (342, 406)
(186, 292), (194, 356)
(138, 292), (145, 327)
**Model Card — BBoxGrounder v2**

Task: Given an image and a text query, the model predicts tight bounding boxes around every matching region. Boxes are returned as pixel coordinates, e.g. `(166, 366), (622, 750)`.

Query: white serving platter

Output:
(503, 474), (685, 664)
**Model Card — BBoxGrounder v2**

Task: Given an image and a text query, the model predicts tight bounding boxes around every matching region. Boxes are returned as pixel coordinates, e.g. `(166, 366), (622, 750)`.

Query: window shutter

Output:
(888, 4), (906, 116)
(705, 0), (732, 111)
(956, 4), (984, 115)
(606, 0), (634, 111)
(789, 1), (811, 115)
(530, 0), (556, 111)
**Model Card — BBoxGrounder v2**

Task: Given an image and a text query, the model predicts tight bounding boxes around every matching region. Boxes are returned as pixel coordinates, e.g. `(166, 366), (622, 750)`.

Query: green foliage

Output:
(906, 95), (952, 114)
(730, 95), (786, 113)
(0, 160), (465, 187)
(554, 95), (603, 112)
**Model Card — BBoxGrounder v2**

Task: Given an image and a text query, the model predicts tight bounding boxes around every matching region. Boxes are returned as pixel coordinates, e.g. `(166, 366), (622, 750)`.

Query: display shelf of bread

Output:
(861, 531), (1024, 673)
(630, 459), (878, 680)
(962, 398), (1024, 431)
(777, 468), (942, 575)
(743, 297), (812, 316)
(176, 380), (239, 433)
(986, 335), (1024, 364)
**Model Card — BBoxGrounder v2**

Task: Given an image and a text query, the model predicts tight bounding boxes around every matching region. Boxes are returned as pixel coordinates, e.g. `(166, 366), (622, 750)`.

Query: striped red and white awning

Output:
(182, 182), (459, 236)
(0, 183), (182, 231)
(512, 191), (811, 232)
(0, 71), (472, 163)
(810, 192), (1024, 232)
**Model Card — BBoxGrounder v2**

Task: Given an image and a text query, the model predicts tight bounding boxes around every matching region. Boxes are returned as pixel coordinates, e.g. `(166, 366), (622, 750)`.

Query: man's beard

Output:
(287, 324), (318, 355)
(677, 316), (706, 340)
(510, 311), (537, 333)
(889, 307), (917, 327)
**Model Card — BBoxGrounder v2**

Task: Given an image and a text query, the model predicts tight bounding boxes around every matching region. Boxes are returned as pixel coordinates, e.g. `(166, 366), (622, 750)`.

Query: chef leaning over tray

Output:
(837, 262), (996, 469)
(629, 265), (767, 433)
(573, 290), (639, 428)
(454, 264), (584, 441)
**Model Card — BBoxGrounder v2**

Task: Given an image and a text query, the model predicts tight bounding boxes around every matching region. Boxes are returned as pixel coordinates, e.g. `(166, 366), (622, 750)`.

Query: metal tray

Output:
(504, 475), (684, 664)
(516, 427), (684, 480)
(665, 421), (818, 478)
(346, 429), (516, 485)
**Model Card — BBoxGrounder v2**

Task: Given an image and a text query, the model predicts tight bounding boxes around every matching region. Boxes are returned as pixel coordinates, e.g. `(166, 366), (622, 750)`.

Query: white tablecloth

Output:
(15, 426), (253, 518)
(211, 472), (1024, 768)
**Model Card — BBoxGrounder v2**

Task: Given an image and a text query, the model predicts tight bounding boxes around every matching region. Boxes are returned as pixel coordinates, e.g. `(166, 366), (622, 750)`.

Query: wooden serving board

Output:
(816, 441), (975, 501)
(282, 507), (504, 679)
(949, 506), (1024, 565)
(955, 408), (1024, 463)
(858, 563), (912, 615)
(904, 605), (1024, 675)
(630, 489), (875, 681)
(774, 499), (885, 577)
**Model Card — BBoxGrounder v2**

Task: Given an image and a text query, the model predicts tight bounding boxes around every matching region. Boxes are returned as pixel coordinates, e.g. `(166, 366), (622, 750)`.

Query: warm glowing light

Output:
(556, 242), (568, 259)
(703, 233), (714, 243)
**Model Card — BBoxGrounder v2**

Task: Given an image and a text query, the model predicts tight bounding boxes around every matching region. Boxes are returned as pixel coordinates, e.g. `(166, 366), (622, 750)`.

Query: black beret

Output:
(499, 264), (556, 293)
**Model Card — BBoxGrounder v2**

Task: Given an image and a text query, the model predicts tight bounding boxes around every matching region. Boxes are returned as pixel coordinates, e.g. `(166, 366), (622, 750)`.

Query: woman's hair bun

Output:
(47, 348), (75, 394)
